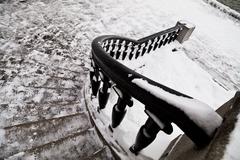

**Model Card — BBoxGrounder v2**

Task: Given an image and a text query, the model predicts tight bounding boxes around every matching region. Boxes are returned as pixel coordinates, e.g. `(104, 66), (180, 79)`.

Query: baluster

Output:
(102, 40), (108, 51)
(163, 33), (170, 46)
(119, 40), (126, 60)
(129, 117), (161, 155)
(110, 43), (116, 57)
(122, 41), (129, 60)
(116, 50), (121, 59)
(105, 44), (110, 52)
(167, 32), (174, 44)
(147, 39), (153, 53)
(129, 45), (135, 60)
(98, 74), (110, 110)
(101, 42), (105, 48)
(129, 109), (173, 155)
(158, 35), (165, 48)
(135, 45), (141, 59)
(172, 29), (180, 41)
(172, 33), (178, 41)
(141, 43), (147, 56)
(111, 39), (119, 58)
(125, 42), (133, 60)
(115, 40), (122, 59)
(111, 87), (133, 128)
(153, 37), (160, 51)
(107, 39), (114, 54)
(90, 65), (101, 96)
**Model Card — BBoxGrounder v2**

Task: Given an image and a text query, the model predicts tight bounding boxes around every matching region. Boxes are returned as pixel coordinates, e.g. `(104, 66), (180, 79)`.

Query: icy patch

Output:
(221, 113), (240, 160)
(132, 78), (223, 136)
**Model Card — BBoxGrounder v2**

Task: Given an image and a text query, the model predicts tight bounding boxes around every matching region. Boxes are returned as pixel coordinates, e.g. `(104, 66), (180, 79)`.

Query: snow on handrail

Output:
(90, 21), (222, 155)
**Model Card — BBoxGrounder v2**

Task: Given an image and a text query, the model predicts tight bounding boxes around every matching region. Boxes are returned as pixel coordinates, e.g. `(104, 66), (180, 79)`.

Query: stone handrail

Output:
(89, 21), (223, 155)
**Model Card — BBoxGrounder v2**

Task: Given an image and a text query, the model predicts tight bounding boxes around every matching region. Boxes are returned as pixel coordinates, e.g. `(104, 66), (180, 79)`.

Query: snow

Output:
(32, 88), (45, 103)
(122, 42), (234, 109)
(145, 110), (165, 129)
(101, 45), (230, 159)
(0, 129), (5, 146)
(203, 0), (240, 20)
(1, 0), (240, 159)
(132, 78), (223, 136)
(96, 0), (239, 158)
(101, 43), (233, 159)
(221, 113), (240, 160)
(103, 0), (240, 91)
(98, 0), (240, 157)
(102, 93), (183, 159)
(177, 20), (195, 28)
(6, 152), (25, 160)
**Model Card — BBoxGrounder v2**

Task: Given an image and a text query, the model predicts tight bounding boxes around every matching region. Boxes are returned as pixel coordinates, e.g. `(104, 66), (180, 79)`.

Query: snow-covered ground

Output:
(1, 0), (240, 159)
(101, 42), (235, 159)
(98, 0), (240, 159)
(97, 0), (240, 91)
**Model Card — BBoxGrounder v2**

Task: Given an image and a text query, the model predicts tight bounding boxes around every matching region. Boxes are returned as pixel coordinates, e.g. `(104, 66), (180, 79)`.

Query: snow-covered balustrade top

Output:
(90, 21), (222, 154)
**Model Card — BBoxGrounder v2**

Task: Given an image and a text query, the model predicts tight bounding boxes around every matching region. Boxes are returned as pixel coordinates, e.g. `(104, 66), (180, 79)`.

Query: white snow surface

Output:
(1, 0), (240, 159)
(99, 0), (240, 158)
(132, 78), (223, 136)
(0, 129), (5, 146)
(103, 91), (183, 159)
(121, 42), (234, 110)
(221, 113), (240, 160)
(203, 0), (240, 20)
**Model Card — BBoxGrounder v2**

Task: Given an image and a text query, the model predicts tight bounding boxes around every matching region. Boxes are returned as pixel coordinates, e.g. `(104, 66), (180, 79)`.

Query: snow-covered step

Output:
(17, 62), (86, 87)
(16, 73), (84, 89)
(0, 42), (25, 69)
(0, 67), (19, 86)
(25, 77), (83, 89)
(84, 87), (154, 160)
(0, 82), (81, 105)
(24, 50), (87, 73)
(1, 101), (86, 127)
(5, 129), (106, 160)
(1, 112), (91, 158)
(23, 87), (81, 103)
(84, 146), (115, 160)
(21, 61), (86, 78)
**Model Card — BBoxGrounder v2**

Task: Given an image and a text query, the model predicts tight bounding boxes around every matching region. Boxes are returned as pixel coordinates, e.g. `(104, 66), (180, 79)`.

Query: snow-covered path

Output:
(0, 0), (240, 159)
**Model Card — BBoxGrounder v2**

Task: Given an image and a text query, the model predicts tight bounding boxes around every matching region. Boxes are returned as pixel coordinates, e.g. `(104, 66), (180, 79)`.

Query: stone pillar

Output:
(176, 20), (195, 44)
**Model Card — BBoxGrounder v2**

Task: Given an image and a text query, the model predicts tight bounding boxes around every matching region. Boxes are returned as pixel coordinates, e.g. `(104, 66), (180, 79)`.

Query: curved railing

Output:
(90, 21), (223, 155)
